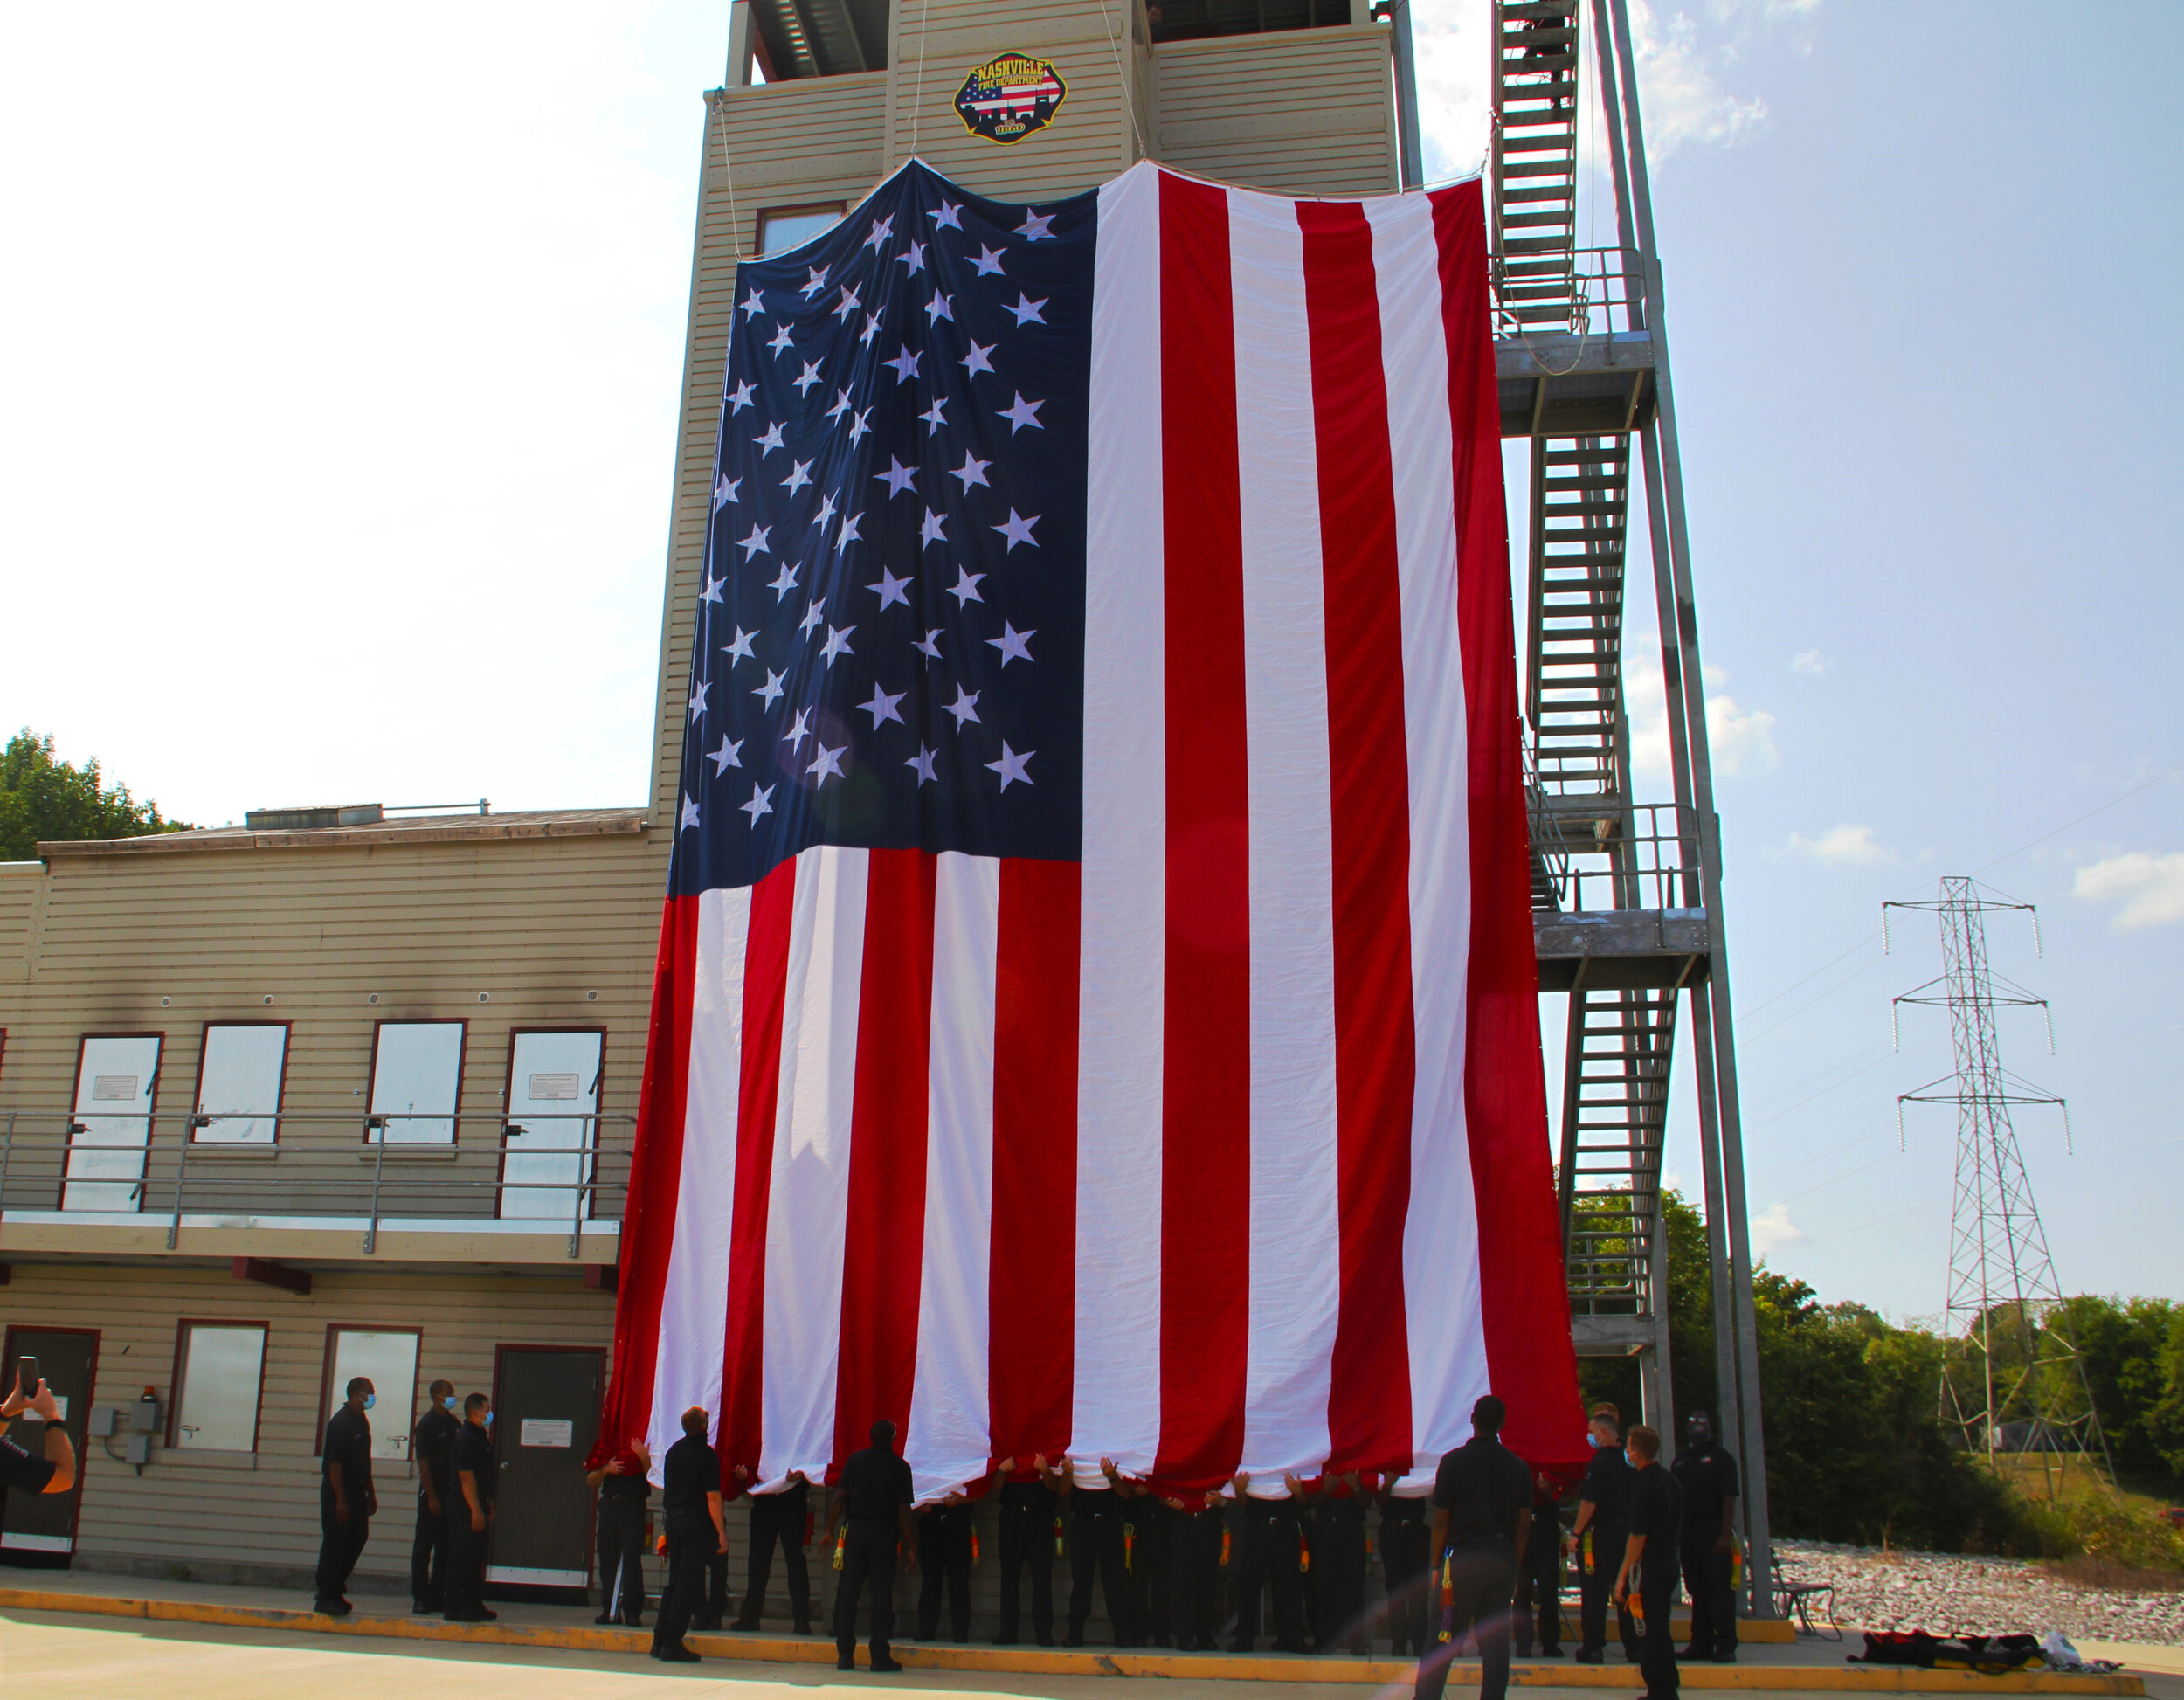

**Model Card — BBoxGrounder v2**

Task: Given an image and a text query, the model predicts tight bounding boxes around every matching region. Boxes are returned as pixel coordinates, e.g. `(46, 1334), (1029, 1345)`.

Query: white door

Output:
(64, 1035), (162, 1212)
(500, 1032), (602, 1222)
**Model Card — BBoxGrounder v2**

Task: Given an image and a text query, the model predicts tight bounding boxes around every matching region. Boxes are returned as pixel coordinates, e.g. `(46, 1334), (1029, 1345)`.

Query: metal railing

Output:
(1527, 798), (1699, 914)
(0, 1109), (634, 1259)
(1491, 245), (1645, 342)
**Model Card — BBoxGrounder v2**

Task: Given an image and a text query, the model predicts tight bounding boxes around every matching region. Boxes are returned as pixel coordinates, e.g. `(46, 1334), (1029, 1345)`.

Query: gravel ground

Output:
(1776, 1540), (2184, 1647)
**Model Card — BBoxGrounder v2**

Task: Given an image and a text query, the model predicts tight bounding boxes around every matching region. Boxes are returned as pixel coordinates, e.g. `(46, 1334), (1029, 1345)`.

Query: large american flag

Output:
(598, 160), (1584, 1495)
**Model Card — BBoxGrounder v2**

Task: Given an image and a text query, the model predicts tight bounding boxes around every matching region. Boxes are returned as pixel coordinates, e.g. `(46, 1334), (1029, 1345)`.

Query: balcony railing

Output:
(1528, 799), (1700, 916)
(1491, 245), (1646, 343)
(0, 1109), (634, 1259)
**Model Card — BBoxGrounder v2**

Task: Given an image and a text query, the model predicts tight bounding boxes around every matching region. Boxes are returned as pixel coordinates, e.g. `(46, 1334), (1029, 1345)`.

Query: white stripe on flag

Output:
(905, 852), (1000, 1500)
(1074, 160), (1167, 1482)
(646, 884), (751, 1468)
(1226, 185), (1341, 1479)
(1365, 191), (1489, 1468)
(759, 845), (869, 1481)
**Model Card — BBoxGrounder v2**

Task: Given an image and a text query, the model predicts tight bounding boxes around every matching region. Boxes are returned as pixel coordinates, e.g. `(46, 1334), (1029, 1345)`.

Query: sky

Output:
(3, 3), (2178, 1320)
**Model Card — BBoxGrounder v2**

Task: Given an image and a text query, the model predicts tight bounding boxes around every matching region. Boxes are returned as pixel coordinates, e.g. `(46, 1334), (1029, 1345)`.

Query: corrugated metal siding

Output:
(0, 1261), (613, 1588)
(1155, 25), (1398, 197)
(0, 865), (38, 991)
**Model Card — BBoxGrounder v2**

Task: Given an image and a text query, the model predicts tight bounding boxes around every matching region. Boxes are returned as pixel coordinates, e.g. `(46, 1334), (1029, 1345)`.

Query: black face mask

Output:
(1687, 1426), (1711, 1446)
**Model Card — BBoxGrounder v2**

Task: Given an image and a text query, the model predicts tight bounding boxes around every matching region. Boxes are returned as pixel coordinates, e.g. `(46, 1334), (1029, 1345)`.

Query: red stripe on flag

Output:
(1154, 170), (1251, 1487)
(1431, 179), (1586, 1473)
(588, 895), (702, 1469)
(1296, 198), (1417, 1471)
(717, 859), (798, 1475)
(988, 858), (1082, 1462)
(833, 849), (939, 1464)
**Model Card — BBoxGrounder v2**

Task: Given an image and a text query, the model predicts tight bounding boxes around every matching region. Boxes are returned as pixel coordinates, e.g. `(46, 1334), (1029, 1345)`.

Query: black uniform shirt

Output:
(0, 1431), (57, 1495)
(1669, 1439), (1738, 1541)
(1431, 1434), (1532, 1545)
(1577, 1443), (1635, 1529)
(839, 1442), (914, 1523)
(662, 1431), (721, 1518)
(1627, 1462), (1682, 1551)
(322, 1405), (375, 1500)
(452, 1420), (496, 1506)
(1071, 1483), (1123, 1516)
(598, 1463), (651, 1504)
(412, 1405), (460, 1499)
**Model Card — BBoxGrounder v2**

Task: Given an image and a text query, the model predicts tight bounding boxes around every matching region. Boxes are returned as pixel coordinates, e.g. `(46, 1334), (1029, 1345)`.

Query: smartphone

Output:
(16, 1357), (36, 1400)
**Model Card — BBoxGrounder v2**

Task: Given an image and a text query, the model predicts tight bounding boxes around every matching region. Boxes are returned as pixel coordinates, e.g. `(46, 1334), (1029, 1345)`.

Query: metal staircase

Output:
(1526, 436), (1634, 805)
(1558, 987), (1678, 1317)
(1492, 0), (1582, 333)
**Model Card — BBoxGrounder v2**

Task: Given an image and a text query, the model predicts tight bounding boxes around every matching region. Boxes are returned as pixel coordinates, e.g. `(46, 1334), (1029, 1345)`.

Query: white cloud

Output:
(1791, 648), (1831, 677)
(1628, 0), (1770, 159)
(1788, 824), (1894, 866)
(1626, 656), (1779, 783)
(2073, 853), (2184, 930)
(1749, 1201), (1808, 1258)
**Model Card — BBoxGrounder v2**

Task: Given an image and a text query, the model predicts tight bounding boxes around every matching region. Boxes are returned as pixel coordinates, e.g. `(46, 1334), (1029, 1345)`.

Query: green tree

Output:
(2053, 1294), (2183, 1495)
(0, 730), (190, 860)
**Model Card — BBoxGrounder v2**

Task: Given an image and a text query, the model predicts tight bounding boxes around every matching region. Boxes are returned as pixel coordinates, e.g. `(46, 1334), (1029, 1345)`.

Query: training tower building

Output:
(0, 0), (1768, 1621)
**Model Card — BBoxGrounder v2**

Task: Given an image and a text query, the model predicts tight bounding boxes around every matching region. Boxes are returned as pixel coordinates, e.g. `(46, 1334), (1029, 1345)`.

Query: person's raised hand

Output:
(0, 1381), (24, 1421)
(1163, 1496), (1187, 1511)
(733, 1462), (751, 1483)
(604, 1456), (629, 1476)
(1033, 1453), (1049, 1471)
(1232, 1471), (1251, 1492)
(996, 1456), (1017, 1475)
(1282, 1471), (1306, 1498)
(1099, 1457), (1120, 1482)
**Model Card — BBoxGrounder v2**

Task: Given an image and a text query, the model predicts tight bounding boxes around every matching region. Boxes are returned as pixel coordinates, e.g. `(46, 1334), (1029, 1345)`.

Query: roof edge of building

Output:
(37, 808), (653, 860)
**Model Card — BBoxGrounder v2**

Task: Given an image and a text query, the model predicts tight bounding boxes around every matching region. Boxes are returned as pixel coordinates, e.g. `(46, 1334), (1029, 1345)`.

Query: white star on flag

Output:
(919, 508), (948, 546)
(799, 599), (826, 635)
(916, 629), (943, 660)
(896, 239), (928, 275)
(738, 523), (772, 559)
(767, 561), (798, 599)
(986, 622), (1035, 665)
(784, 708), (812, 751)
(700, 573), (725, 605)
(973, 245), (1006, 277)
(793, 361), (823, 396)
(948, 568), (985, 605)
(933, 200), (962, 230)
(740, 784), (775, 824)
(728, 380), (756, 413)
(848, 408), (874, 445)
(925, 293), (954, 324)
(986, 743), (1035, 789)
(907, 744), (938, 784)
(836, 512), (864, 549)
(754, 668), (786, 707)
(960, 341), (995, 377)
(712, 474), (741, 509)
(1005, 295), (1047, 328)
(813, 494), (839, 529)
(754, 420), (786, 455)
(1015, 211), (1056, 242)
(883, 346), (923, 383)
(869, 567), (912, 609)
(876, 457), (918, 497)
(833, 285), (862, 322)
(951, 452), (991, 490)
(809, 742), (848, 784)
(821, 624), (855, 666)
(945, 687), (982, 728)
(681, 794), (702, 830)
(739, 287), (765, 320)
(998, 393), (1045, 434)
(708, 735), (743, 774)
(993, 509), (1040, 550)
(919, 397), (949, 434)
(724, 627), (757, 662)
(860, 684), (906, 727)
(827, 387), (854, 421)
(860, 314), (882, 348)
(862, 215), (894, 252)
(688, 680), (709, 721)
(799, 265), (830, 299)
(783, 459), (813, 493)
(767, 323), (794, 356)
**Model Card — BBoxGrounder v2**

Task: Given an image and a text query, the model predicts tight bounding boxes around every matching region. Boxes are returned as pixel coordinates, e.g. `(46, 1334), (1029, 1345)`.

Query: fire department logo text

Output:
(954, 52), (1068, 145)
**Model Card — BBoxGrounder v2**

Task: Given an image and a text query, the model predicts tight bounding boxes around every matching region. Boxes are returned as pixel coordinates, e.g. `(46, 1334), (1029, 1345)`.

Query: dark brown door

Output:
(485, 1345), (602, 1592)
(0, 1328), (98, 1565)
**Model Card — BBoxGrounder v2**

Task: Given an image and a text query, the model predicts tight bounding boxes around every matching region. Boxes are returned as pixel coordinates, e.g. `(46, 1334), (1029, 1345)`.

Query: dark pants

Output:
(1413, 1538), (1517, 1700)
(444, 1510), (489, 1620)
(597, 1496), (649, 1624)
(1123, 1502), (1171, 1646)
(314, 1497), (369, 1607)
(1068, 1505), (1130, 1644)
(1169, 1508), (1226, 1651)
(1315, 1503), (1369, 1654)
(1575, 1523), (1637, 1658)
(916, 1503), (974, 1640)
(1637, 1569), (1681, 1700)
(1512, 1510), (1564, 1654)
(692, 1545), (729, 1629)
(834, 1518), (900, 1662)
(1680, 1544), (1736, 1655)
(654, 1514), (716, 1653)
(1381, 1504), (1431, 1656)
(1232, 1500), (1305, 1653)
(996, 1486), (1056, 1643)
(740, 1489), (812, 1628)
(410, 1494), (449, 1609)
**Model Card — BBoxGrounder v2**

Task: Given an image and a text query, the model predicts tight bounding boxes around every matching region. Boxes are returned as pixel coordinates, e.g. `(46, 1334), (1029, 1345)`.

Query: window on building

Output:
(367, 1021), (465, 1144)
(169, 1321), (267, 1453)
(318, 1327), (420, 1462)
(193, 1022), (289, 1144)
(758, 204), (847, 259)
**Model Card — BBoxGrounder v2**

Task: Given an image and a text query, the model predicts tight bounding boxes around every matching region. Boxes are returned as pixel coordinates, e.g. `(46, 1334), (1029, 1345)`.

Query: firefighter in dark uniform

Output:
(652, 1406), (727, 1662)
(411, 1380), (459, 1615)
(1670, 1412), (1739, 1662)
(1413, 1395), (1532, 1700)
(1228, 1472), (1306, 1655)
(693, 1468), (736, 1631)
(992, 1452), (1064, 1645)
(1065, 1456), (1133, 1647)
(1511, 1463), (1566, 1656)
(914, 1482), (976, 1641)
(443, 1392), (496, 1623)
(1614, 1424), (1683, 1700)
(824, 1418), (916, 1671)
(1117, 1471), (1171, 1647)
(1566, 1404), (1638, 1663)
(733, 1466), (813, 1633)
(588, 1434), (652, 1627)
(1299, 1468), (1374, 1655)
(1379, 1475), (1433, 1659)
(1161, 1483), (1229, 1652)
(316, 1377), (377, 1617)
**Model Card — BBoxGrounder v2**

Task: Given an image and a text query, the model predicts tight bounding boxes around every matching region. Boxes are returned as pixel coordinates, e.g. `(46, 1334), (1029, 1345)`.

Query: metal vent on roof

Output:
(244, 804), (384, 831)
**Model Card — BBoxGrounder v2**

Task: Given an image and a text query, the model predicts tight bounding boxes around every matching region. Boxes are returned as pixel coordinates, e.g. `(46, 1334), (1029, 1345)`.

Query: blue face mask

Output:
(483, 1412), (494, 1428)
(443, 1395), (458, 1411)
(362, 1393), (376, 1410)
(1586, 1432), (1599, 1448)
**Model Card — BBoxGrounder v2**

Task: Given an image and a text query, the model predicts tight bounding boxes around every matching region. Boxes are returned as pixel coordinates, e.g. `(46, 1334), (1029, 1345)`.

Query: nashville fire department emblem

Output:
(954, 52), (1068, 144)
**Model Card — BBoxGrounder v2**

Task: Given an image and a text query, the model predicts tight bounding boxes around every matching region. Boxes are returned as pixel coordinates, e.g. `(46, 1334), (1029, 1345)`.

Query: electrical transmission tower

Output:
(1886, 876), (2110, 1498)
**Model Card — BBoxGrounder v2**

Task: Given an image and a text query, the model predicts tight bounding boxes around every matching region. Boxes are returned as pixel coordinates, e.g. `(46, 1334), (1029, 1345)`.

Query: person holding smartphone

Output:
(0, 1362), (77, 1506)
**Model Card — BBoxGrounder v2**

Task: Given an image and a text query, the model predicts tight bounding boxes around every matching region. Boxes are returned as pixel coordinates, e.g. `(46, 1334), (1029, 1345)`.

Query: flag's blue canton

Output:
(669, 162), (1094, 897)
